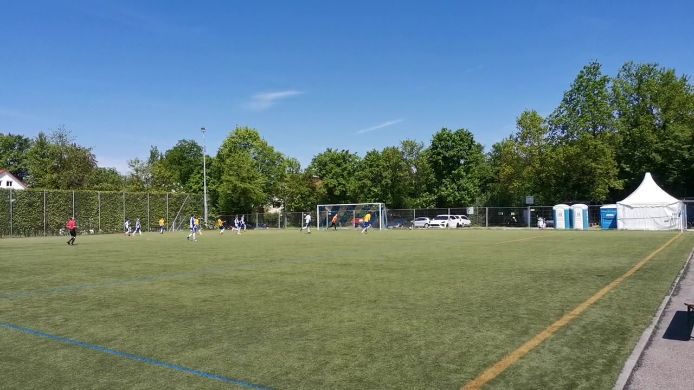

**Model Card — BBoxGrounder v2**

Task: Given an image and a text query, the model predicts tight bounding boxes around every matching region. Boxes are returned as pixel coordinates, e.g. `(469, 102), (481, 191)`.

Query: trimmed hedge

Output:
(0, 189), (203, 237)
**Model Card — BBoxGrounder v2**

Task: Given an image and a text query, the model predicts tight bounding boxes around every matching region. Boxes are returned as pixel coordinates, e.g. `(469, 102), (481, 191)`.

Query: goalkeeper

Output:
(329, 213), (339, 230)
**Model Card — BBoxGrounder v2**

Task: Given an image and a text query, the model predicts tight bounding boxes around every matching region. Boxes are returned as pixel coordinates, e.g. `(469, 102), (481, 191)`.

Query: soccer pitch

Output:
(2, 229), (693, 389)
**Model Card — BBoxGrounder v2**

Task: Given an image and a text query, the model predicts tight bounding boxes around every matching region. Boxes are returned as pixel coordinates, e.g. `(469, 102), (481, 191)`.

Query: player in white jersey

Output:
(124, 219), (131, 236)
(186, 214), (197, 241)
(300, 213), (312, 233)
(234, 216), (241, 235)
(134, 218), (142, 235)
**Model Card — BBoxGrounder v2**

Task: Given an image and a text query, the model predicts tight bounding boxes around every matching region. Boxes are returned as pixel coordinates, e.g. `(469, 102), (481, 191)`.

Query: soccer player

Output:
(159, 217), (165, 234)
(233, 216), (241, 235)
(240, 215), (246, 231)
(134, 218), (142, 235)
(361, 212), (372, 234)
(187, 214), (197, 241)
(300, 212), (312, 233)
(124, 219), (131, 236)
(217, 217), (225, 234)
(65, 217), (77, 245)
(194, 216), (202, 235)
(329, 213), (339, 230)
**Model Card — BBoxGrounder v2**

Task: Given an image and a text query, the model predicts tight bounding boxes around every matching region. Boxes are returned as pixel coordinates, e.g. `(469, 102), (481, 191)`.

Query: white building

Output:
(0, 169), (28, 190)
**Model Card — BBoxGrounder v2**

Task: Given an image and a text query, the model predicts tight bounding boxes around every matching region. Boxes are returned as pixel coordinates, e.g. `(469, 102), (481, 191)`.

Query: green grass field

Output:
(1, 229), (693, 389)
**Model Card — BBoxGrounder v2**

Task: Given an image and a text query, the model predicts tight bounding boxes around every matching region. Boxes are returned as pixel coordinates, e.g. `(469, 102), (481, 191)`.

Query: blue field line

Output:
(0, 322), (273, 389)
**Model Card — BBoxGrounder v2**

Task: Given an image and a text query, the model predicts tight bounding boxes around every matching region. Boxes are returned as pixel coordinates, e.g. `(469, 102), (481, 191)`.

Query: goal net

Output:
(316, 203), (386, 230)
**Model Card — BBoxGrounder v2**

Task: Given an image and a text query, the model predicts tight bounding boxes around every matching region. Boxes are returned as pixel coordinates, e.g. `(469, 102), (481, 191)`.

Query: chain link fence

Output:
(0, 189), (203, 237)
(4, 191), (690, 237)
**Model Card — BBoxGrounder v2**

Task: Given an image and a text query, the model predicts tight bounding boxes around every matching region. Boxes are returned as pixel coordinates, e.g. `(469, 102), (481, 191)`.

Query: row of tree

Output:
(2, 61), (692, 213)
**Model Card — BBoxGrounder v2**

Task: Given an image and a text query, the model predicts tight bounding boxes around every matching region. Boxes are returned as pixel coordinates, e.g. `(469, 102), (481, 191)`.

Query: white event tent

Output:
(616, 172), (684, 230)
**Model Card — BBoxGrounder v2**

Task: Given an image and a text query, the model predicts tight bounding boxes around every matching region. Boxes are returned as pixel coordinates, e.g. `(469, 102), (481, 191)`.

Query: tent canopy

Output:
(616, 173), (683, 230)
(618, 173), (680, 206)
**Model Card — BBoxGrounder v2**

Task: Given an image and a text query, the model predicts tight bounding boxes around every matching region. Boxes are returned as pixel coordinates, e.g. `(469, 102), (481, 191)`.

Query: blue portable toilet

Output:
(571, 204), (589, 230)
(600, 204), (617, 230)
(553, 204), (572, 229)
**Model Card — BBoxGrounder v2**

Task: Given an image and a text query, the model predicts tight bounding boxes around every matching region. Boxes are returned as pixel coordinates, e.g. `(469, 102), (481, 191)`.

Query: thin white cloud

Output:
(245, 90), (304, 111)
(356, 119), (404, 134)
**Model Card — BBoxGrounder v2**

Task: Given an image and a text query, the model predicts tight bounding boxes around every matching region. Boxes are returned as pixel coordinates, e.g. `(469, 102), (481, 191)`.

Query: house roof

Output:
(0, 169), (28, 188)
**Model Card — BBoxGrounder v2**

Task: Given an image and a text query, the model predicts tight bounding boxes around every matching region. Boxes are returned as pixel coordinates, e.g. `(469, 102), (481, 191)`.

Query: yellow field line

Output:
(496, 235), (545, 244)
(461, 233), (683, 390)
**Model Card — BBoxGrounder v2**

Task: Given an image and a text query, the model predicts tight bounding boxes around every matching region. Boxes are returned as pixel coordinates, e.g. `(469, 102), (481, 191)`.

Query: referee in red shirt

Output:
(66, 217), (77, 245)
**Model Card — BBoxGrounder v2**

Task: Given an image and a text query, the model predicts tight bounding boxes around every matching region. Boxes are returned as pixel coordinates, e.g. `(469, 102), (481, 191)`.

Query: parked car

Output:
(455, 215), (472, 227)
(428, 214), (460, 228)
(412, 217), (430, 228)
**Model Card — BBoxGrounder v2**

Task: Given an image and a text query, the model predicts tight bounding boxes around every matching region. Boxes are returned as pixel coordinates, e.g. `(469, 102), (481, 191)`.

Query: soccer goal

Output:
(316, 203), (386, 230)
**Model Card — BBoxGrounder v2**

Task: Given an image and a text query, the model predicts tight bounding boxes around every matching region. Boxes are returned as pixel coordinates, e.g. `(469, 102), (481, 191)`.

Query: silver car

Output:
(412, 217), (430, 228)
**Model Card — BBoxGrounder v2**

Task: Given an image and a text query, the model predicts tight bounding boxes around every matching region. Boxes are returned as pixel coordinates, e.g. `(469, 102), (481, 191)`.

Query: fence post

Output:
(485, 207), (489, 228)
(122, 192), (126, 226)
(98, 192), (101, 233)
(9, 189), (13, 237)
(147, 193), (150, 232)
(72, 190), (75, 218)
(43, 190), (46, 236)
(527, 206), (531, 228)
(166, 193), (169, 230)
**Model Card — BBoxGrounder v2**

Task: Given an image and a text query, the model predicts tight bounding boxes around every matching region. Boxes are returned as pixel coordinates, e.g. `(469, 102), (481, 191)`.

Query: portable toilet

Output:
(571, 204), (589, 230)
(553, 204), (572, 229)
(600, 204), (617, 230)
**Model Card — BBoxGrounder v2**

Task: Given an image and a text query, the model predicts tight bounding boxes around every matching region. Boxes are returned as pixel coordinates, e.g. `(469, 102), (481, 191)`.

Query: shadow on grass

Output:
(662, 311), (694, 341)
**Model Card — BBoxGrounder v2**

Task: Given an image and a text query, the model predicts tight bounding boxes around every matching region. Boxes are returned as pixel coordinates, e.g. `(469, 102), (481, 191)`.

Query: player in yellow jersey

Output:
(360, 212), (372, 234)
(217, 218), (225, 234)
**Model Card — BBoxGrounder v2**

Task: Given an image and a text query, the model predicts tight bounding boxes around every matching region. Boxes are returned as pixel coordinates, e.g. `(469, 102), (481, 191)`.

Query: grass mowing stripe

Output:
(0, 253), (333, 300)
(495, 235), (545, 244)
(0, 322), (272, 390)
(461, 233), (683, 390)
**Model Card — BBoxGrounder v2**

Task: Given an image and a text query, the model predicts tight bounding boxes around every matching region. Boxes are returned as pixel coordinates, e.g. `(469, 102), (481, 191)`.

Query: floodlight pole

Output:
(201, 127), (208, 226)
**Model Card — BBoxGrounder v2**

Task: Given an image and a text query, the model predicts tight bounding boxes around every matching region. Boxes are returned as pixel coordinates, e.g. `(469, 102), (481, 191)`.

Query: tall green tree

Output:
(307, 149), (360, 204)
(87, 167), (124, 191)
(547, 62), (622, 202)
(125, 157), (152, 191)
(25, 128), (97, 189)
(156, 140), (203, 192)
(352, 147), (410, 208)
(214, 127), (285, 213)
(399, 140), (435, 207)
(487, 110), (552, 205)
(278, 158), (318, 212)
(0, 133), (32, 181)
(612, 62), (694, 197)
(548, 61), (615, 139)
(427, 128), (488, 207)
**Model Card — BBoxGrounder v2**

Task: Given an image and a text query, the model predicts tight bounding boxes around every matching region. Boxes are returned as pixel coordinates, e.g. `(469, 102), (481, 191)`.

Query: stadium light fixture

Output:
(201, 127), (208, 226)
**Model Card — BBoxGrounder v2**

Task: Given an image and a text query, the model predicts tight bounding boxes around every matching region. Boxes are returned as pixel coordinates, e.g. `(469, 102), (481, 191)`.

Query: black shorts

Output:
(69, 229), (76, 237)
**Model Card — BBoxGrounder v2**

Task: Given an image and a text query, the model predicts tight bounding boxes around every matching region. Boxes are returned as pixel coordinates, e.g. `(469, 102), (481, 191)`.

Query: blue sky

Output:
(1, 0), (693, 172)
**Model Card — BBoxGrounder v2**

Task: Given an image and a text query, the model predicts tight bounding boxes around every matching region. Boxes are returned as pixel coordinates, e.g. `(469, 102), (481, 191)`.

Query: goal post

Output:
(316, 203), (386, 230)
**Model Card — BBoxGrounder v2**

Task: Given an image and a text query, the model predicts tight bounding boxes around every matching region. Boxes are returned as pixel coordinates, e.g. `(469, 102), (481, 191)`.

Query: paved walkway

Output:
(617, 248), (694, 389)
